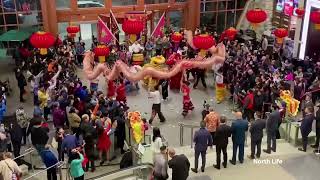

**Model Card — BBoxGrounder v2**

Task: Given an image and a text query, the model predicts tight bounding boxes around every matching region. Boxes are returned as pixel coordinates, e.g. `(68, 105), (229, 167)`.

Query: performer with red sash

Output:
(166, 52), (183, 90)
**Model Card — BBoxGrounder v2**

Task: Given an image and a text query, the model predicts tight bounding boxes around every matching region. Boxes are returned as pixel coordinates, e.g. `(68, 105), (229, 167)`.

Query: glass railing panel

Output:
(91, 164), (154, 180)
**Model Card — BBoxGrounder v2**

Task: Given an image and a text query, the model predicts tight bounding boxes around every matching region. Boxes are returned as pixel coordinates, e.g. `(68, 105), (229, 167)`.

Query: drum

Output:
(132, 54), (144, 65)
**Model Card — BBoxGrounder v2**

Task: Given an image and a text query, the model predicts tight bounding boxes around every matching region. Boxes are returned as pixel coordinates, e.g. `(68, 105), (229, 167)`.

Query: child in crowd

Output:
(181, 81), (194, 117)
(160, 79), (169, 101)
(142, 118), (149, 131)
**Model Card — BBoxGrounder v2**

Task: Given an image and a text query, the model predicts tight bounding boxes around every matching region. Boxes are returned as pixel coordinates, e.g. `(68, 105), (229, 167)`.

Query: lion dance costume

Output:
(280, 90), (300, 116)
(215, 72), (226, 103)
(128, 111), (144, 144)
(143, 55), (166, 90)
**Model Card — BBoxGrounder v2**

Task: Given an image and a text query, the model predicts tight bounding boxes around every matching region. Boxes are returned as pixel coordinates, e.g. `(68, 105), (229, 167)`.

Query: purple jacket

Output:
(52, 108), (65, 128)
(193, 128), (213, 152)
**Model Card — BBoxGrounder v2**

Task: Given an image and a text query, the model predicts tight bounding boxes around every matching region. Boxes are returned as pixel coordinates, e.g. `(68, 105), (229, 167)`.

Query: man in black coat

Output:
(214, 116), (231, 169)
(248, 111), (265, 159)
(298, 107), (315, 152)
(311, 103), (320, 152)
(30, 120), (49, 153)
(168, 148), (190, 180)
(9, 123), (22, 158)
(263, 105), (280, 154)
(15, 70), (27, 102)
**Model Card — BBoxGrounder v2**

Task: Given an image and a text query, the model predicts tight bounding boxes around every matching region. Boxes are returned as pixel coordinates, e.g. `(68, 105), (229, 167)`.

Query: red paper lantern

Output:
(122, 18), (144, 42)
(225, 27), (237, 41)
(274, 28), (288, 44)
(246, 9), (267, 30)
(310, 11), (320, 30)
(29, 31), (56, 55)
(171, 32), (183, 43)
(193, 34), (215, 57)
(295, 8), (305, 18)
(66, 26), (80, 34)
(94, 45), (110, 63)
(66, 25), (80, 38)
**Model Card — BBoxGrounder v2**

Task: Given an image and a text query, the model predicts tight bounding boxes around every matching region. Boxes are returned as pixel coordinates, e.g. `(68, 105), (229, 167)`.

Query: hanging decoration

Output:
(29, 31), (56, 55)
(66, 25), (80, 38)
(310, 11), (320, 30)
(94, 45), (110, 63)
(246, 9), (268, 30)
(274, 28), (288, 44)
(122, 18), (144, 43)
(295, 8), (305, 18)
(225, 27), (238, 41)
(193, 34), (216, 57)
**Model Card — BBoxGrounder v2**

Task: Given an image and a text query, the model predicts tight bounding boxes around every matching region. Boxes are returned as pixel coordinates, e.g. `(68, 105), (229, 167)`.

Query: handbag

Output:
(4, 161), (20, 180)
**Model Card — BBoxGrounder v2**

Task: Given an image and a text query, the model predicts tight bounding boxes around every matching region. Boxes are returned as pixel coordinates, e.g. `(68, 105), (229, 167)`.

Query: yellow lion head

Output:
(150, 56), (165, 65)
(128, 111), (144, 144)
(128, 111), (141, 123)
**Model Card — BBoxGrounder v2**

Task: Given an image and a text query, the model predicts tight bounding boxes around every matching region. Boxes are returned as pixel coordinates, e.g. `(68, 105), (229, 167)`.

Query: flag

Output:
(151, 12), (166, 38)
(110, 10), (120, 34)
(97, 17), (116, 44)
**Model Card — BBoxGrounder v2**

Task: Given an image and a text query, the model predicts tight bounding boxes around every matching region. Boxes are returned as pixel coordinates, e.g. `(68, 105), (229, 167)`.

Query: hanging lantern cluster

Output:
(29, 31), (56, 55)
(310, 11), (320, 30)
(171, 32), (183, 43)
(246, 9), (267, 30)
(66, 25), (80, 38)
(274, 28), (288, 44)
(193, 34), (215, 57)
(122, 18), (144, 42)
(295, 8), (305, 18)
(225, 27), (238, 41)
(94, 45), (110, 63)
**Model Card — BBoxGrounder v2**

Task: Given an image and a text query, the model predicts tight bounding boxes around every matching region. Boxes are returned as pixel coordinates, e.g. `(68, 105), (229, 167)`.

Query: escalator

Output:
(87, 163), (154, 180)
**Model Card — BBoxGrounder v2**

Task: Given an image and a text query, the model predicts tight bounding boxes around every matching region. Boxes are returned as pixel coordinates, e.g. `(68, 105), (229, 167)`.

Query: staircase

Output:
(237, 0), (275, 39)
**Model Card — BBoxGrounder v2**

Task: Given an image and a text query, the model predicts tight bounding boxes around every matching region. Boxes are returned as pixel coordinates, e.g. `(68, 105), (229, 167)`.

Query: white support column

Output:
(293, 0), (306, 58)
(298, 0), (320, 60)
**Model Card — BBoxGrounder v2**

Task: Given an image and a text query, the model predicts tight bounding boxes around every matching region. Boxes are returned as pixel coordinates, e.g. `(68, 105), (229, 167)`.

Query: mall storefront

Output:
(1, 0), (247, 45)
(41, 0), (199, 42)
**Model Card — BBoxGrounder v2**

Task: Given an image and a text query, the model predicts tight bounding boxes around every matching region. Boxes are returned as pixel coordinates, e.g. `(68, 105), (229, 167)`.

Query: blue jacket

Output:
(0, 100), (6, 122)
(75, 88), (88, 101)
(40, 149), (59, 168)
(231, 119), (248, 144)
(62, 134), (80, 154)
(193, 128), (213, 152)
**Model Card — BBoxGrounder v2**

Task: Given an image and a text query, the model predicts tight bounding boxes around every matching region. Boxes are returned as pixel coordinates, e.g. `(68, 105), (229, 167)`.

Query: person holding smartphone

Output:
(69, 148), (85, 180)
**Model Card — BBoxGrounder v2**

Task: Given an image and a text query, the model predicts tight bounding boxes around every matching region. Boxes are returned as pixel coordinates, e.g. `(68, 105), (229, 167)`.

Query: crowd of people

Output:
(0, 25), (319, 180)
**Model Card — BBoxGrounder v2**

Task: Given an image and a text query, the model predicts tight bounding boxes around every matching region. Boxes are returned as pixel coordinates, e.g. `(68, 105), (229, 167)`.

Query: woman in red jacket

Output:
(107, 80), (116, 98)
(116, 79), (126, 103)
